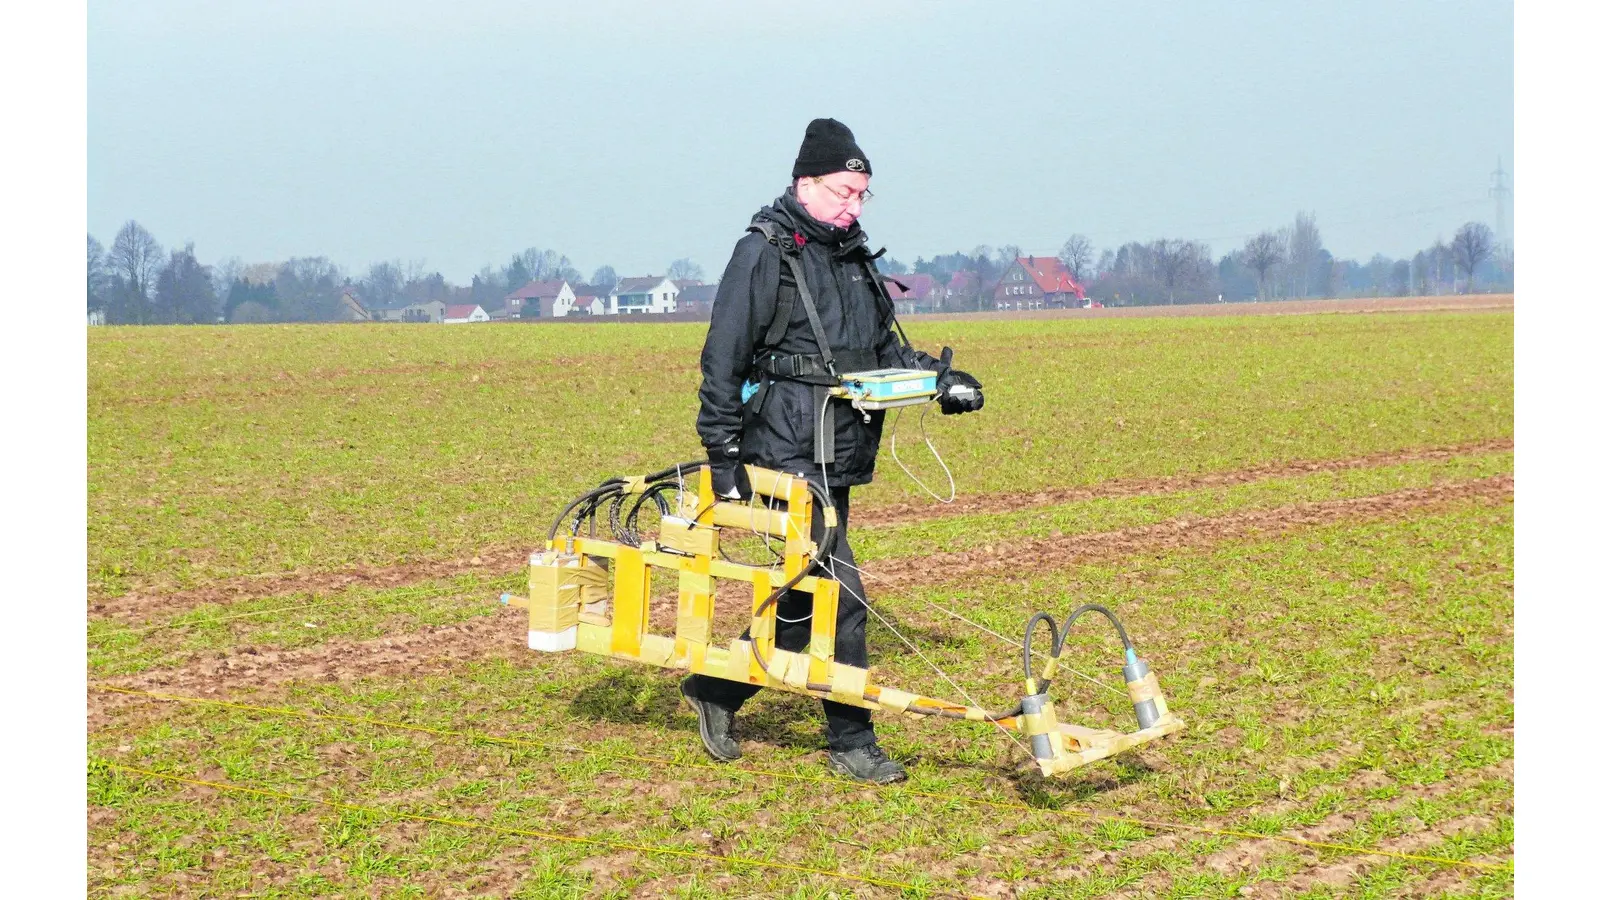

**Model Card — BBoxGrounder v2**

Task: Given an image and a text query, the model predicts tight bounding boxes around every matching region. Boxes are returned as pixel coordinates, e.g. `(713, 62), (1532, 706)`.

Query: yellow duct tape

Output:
(770, 649), (809, 690)
(527, 557), (606, 632)
(638, 634), (675, 666)
(875, 688), (915, 713)
(831, 664), (869, 706)
(1039, 656), (1060, 682)
(1128, 672), (1162, 704)
(1019, 711), (1045, 738)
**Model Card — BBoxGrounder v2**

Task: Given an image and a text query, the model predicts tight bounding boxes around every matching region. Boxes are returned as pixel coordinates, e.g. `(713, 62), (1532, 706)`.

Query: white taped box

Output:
(529, 626), (578, 653)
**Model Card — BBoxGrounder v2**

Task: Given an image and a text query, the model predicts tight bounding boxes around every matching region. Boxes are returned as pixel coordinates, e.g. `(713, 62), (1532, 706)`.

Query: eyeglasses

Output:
(812, 178), (873, 206)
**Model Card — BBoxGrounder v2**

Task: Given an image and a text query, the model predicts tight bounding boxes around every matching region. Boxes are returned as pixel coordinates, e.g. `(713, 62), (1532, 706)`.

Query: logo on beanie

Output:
(845, 158), (866, 172)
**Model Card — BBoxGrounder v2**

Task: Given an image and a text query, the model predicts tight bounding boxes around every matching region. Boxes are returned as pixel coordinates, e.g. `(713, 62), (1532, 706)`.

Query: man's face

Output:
(795, 172), (871, 229)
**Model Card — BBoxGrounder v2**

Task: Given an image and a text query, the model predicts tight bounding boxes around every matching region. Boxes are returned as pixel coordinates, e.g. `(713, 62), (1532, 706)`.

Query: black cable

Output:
(623, 481), (675, 543)
(747, 479), (838, 686)
(547, 481), (625, 542)
(1022, 611), (1062, 690)
(1061, 603), (1134, 651)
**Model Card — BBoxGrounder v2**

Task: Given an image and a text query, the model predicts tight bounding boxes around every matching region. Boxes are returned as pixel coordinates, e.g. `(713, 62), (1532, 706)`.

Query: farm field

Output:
(88, 302), (1513, 898)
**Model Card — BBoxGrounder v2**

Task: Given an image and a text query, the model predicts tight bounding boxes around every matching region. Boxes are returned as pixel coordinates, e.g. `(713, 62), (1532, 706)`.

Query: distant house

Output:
(88, 309), (106, 326)
(994, 256), (1085, 309)
(333, 289), (372, 322)
(505, 279), (576, 318)
(608, 276), (679, 315)
(939, 270), (982, 311)
(402, 299), (447, 323)
(366, 298), (410, 322)
(677, 283), (718, 317)
(568, 295), (604, 316)
(442, 304), (491, 323)
(882, 273), (938, 316)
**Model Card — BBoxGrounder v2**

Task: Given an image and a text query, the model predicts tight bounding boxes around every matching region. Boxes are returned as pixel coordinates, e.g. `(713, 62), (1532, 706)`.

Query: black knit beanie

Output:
(791, 118), (871, 179)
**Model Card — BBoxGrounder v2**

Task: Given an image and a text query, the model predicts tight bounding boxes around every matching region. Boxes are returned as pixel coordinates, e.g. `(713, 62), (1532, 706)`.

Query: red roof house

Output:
(993, 256), (1086, 309)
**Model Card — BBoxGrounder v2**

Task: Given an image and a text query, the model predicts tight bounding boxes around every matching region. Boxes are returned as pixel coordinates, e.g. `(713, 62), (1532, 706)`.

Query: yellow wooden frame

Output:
(512, 464), (1184, 776)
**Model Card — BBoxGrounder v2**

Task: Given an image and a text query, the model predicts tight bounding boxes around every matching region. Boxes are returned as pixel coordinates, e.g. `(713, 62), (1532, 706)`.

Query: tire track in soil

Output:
(852, 439), (1511, 528)
(860, 475), (1510, 593)
(90, 476), (1511, 730)
(89, 440), (1512, 624)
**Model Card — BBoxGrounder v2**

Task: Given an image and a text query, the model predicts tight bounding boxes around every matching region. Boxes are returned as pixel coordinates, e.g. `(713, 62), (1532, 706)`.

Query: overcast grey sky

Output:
(89, 0), (1512, 283)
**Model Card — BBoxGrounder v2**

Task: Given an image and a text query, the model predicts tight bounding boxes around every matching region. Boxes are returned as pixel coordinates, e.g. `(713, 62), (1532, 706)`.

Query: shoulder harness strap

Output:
(747, 223), (836, 377)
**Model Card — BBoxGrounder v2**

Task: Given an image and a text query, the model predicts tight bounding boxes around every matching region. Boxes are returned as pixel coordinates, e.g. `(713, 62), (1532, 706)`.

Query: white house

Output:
(607, 276), (679, 315)
(568, 294), (605, 316)
(442, 303), (491, 324)
(402, 299), (447, 322)
(505, 279), (577, 318)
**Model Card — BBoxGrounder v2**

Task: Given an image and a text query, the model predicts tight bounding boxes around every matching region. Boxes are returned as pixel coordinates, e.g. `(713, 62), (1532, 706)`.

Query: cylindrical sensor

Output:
(1123, 650), (1165, 730)
(1019, 692), (1056, 761)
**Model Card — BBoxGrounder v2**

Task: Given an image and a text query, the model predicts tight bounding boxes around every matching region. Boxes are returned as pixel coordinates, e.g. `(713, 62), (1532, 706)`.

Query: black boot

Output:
(681, 680), (741, 761)
(827, 743), (907, 783)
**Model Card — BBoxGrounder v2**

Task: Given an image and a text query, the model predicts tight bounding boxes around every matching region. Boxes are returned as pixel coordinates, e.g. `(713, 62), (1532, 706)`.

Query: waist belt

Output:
(748, 349), (880, 465)
(755, 349), (879, 384)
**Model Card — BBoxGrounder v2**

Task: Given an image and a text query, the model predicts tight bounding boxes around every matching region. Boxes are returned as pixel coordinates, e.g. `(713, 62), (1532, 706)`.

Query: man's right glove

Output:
(935, 347), (984, 415)
(707, 437), (751, 500)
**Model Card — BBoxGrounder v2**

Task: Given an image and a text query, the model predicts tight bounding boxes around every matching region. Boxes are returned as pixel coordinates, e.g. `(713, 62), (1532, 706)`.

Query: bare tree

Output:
(1287, 211), (1322, 298)
(210, 256), (245, 301)
(273, 257), (346, 322)
(1389, 259), (1411, 296)
(360, 260), (407, 309)
(1148, 239), (1193, 304)
(667, 258), (705, 282)
(1429, 239), (1453, 292)
(106, 220), (164, 323)
(590, 265), (619, 295)
(1243, 231), (1285, 302)
(507, 247), (582, 284)
(1412, 251), (1430, 296)
(1058, 234), (1095, 282)
(968, 245), (997, 309)
(1450, 222), (1493, 293)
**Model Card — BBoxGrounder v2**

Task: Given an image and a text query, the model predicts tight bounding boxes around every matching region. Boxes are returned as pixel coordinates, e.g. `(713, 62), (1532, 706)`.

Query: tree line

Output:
(88, 214), (1511, 324)
(880, 216), (1509, 310)
(86, 219), (712, 325)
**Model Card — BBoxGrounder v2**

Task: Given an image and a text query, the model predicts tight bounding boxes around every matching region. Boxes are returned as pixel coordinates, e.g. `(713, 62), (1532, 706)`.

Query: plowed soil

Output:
(90, 474), (1510, 728)
(89, 440), (1511, 625)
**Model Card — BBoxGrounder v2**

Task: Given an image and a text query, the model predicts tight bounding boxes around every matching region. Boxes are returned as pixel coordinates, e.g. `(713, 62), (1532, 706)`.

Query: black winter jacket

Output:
(696, 190), (945, 486)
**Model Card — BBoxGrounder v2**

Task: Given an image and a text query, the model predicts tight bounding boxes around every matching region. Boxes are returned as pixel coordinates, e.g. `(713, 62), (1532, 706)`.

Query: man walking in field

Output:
(680, 118), (984, 783)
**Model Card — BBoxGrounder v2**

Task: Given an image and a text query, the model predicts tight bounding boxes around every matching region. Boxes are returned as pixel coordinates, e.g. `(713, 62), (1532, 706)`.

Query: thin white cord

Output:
(815, 554), (1034, 756)
(889, 406), (956, 504)
(824, 555), (1125, 698)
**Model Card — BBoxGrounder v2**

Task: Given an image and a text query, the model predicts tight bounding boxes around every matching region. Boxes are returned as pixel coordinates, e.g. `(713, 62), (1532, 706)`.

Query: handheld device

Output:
(830, 368), (939, 411)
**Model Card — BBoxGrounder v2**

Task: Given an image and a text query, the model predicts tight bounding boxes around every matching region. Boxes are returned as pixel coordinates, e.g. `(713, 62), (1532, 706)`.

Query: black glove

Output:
(707, 438), (751, 500)
(934, 347), (984, 415)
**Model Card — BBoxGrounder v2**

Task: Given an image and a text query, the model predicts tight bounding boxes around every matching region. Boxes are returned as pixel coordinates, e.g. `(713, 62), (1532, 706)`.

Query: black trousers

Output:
(683, 486), (876, 752)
